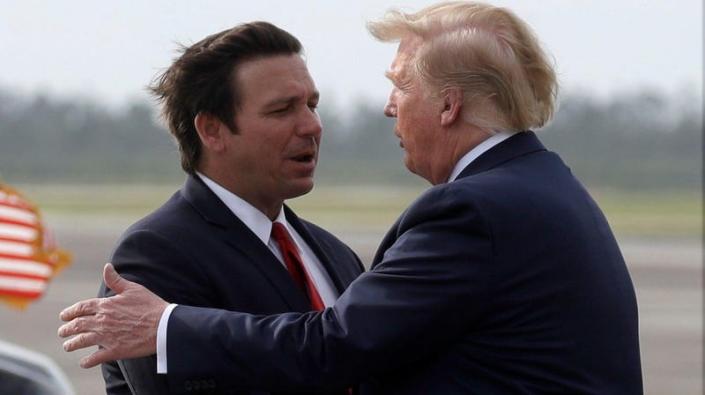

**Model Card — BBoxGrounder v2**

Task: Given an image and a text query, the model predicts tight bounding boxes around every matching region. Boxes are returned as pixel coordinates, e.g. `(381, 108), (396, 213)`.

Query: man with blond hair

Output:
(60, 2), (643, 394)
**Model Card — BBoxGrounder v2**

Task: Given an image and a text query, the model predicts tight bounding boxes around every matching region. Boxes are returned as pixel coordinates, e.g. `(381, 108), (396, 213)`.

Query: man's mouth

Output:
(290, 152), (316, 163)
(394, 131), (403, 148)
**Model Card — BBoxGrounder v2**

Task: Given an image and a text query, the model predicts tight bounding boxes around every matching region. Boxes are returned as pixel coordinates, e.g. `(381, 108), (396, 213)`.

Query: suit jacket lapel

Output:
(284, 206), (351, 293)
(181, 175), (311, 312)
(456, 131), (547, 179)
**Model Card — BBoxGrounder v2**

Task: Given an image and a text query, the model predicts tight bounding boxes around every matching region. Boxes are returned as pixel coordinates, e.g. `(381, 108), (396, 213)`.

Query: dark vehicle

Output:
(0, 340), (75, 394)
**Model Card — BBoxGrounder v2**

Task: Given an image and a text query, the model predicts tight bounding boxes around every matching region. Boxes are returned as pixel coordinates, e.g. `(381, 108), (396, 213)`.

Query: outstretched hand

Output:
(58, 263), (168, 368)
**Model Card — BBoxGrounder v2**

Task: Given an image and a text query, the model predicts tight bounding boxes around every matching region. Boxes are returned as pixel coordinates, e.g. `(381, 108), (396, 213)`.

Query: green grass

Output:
(590, 188), (701, 238)
(295, 187), (702, 238)
(13, 183), (179, 216)
(288, 185), (424, 231)
(11, 183), (701, 238)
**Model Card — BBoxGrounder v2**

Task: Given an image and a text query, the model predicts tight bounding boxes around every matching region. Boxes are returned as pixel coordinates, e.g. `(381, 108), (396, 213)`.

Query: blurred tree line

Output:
(0, 87), (700, 190)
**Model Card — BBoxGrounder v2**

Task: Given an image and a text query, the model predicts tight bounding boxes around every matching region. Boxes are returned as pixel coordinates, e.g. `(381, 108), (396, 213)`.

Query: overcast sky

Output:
(0, 0), (701, 110)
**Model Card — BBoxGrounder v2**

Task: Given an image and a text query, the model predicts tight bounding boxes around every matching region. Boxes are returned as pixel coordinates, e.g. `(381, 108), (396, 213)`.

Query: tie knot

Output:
(271, 222), (290, 243)
(272, 222), (298, 254)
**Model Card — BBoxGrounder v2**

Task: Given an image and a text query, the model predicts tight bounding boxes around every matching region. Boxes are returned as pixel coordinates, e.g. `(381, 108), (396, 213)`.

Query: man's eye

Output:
(308, 103), (318, 111)
(272, 106), (291, 114)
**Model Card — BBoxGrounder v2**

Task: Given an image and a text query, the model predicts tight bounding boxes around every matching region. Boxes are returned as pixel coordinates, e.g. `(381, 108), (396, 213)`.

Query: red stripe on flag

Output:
(0, 270), (48, 281)
(0, 218), (39, 229)
(0, 236), (36, 244)
(0, 288), (42, 299)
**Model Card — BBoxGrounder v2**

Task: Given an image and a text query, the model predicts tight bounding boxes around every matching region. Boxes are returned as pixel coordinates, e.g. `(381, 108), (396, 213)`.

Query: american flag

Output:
(0, 184), (70, 310)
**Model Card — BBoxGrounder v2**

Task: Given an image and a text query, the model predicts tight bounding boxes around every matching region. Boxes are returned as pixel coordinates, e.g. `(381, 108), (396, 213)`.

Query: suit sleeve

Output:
(99, 229), (213, 395)
(166, 187), (495, 392)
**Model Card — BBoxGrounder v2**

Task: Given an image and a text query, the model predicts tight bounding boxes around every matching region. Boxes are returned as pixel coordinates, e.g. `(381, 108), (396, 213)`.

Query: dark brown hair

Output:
(150, 22), (303, 173)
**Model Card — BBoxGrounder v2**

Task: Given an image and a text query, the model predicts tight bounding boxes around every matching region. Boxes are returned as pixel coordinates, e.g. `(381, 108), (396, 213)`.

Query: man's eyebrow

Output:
(262, 91), (320, 109)
(263, 96), (298, 108)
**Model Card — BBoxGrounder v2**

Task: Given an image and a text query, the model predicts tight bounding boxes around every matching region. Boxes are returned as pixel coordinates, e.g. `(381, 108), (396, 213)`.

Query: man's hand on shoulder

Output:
(58, 263), (168, 368)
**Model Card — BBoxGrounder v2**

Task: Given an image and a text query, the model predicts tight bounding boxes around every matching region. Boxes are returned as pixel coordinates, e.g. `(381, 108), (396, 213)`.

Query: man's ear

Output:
(440, 87), (463, 127)
(194, 112), (227, 152)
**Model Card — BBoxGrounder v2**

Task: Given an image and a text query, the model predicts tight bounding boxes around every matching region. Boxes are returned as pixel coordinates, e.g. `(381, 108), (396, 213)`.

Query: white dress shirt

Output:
(156, 172), (338, 373)
(447, 130), (518, 182)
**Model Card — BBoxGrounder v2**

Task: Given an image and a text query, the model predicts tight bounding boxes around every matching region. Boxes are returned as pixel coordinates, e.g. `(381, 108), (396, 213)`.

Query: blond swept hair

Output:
(368, 1), (557, 131)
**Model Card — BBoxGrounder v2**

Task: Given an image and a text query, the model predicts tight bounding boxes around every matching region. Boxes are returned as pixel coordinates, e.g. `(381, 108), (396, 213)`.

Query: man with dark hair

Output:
(93, 22), (363, 394)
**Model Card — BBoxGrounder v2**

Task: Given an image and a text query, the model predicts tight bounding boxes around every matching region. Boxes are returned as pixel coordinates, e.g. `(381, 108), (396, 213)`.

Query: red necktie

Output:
(271, 222), (325, 311)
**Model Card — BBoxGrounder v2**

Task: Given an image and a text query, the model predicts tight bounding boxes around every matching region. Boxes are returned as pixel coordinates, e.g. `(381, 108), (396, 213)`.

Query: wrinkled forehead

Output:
(385, 35), (423, 85)
(397, 35), (424, 56)
(395, 35), (423, 61)
(389, 35), (424, 75)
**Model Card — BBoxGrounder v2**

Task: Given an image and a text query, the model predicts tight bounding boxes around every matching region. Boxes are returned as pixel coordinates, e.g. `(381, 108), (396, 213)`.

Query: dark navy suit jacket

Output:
(99, 175), (364, 395)
(166, 132), (643, 394)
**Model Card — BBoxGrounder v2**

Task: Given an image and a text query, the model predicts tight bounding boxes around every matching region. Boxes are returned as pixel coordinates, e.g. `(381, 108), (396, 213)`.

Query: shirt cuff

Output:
(156, 303), (178, 374)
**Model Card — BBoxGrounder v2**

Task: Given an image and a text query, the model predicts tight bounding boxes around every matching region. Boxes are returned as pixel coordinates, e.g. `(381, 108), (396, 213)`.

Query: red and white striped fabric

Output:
(0, 185), (70, 309)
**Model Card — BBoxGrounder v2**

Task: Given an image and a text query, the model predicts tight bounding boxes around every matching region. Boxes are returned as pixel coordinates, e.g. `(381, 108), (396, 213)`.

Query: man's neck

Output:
(446, 129), (518, 183)
(196, 168), (282, 221)
(428, 126), (494, 185)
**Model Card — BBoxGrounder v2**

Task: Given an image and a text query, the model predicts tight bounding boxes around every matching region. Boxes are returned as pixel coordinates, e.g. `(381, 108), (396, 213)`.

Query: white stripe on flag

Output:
(0, 258), (51, 277)
(0, 206), (37, 225)
(0, 223), (38, 242)
(0, 275), (46, 292)
(0, 240), (34, 257)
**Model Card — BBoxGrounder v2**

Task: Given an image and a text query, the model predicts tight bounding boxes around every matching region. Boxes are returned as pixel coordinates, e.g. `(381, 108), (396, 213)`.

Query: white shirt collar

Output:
(447, 130), (518, 182)
(196, 172), (283, 245)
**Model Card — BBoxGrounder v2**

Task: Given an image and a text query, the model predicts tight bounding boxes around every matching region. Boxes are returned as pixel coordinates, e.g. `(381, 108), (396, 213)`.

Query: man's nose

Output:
(384, 92), (397, 118)
(297, 107), (322, 137)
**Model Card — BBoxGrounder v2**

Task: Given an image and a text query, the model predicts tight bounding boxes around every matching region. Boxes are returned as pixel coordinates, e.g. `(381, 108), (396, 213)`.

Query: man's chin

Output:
(283, 178), (315, 200)
(403, 160), (433, 183)
(403, 157), (417, 176)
